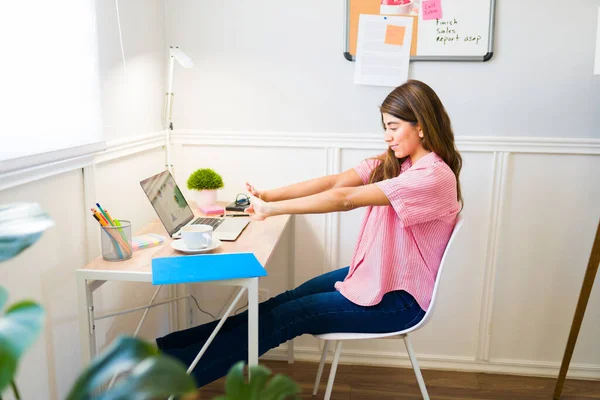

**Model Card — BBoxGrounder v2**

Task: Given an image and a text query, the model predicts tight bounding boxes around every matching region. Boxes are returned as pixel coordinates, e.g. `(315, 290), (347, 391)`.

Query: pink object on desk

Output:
(199, 205), (225, 215)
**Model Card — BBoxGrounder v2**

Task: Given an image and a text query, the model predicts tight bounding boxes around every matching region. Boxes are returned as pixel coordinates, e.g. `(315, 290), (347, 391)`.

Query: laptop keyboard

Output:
(192, 217), (225, 230)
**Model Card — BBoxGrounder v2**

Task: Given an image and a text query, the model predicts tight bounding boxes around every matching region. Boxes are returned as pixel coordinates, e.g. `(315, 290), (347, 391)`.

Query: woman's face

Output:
(382, 112), (423, 159)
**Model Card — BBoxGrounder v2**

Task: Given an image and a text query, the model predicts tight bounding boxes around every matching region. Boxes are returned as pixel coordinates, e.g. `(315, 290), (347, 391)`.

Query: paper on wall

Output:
(354, 14), (414, 87)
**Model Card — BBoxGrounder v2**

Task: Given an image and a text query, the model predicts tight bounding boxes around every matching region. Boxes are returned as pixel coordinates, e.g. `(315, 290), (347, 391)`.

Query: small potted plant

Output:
(187, 168), (224, 207)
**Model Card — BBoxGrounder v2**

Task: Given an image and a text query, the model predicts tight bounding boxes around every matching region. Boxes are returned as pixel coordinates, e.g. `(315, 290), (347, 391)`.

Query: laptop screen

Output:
(140, 170), (194, 236)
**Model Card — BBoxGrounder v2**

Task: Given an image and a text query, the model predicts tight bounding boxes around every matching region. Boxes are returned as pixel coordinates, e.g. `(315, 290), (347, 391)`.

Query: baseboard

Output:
(261, 345), (600, 380)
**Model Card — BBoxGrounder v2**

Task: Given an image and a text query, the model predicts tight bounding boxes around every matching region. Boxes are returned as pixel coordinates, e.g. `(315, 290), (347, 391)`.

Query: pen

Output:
(96, 203), (114, 226)
(225, 214), (250, 217)
(92, 208), (109, 225)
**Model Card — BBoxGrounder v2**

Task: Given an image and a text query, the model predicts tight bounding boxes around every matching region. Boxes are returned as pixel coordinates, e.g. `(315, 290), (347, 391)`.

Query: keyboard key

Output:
(193, 217), (224, 229)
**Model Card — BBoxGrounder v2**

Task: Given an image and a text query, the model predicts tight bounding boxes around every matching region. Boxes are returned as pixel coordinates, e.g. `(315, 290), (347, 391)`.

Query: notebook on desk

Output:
(140, 170), (249, 241)
(152, 253), (267, 285)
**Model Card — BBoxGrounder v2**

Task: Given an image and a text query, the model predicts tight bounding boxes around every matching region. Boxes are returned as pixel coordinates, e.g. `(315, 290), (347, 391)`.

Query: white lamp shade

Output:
(169, 47), (193, 68)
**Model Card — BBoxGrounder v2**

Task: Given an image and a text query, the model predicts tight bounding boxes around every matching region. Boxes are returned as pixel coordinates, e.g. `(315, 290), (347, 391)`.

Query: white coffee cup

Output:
(181, 224), (213, 249)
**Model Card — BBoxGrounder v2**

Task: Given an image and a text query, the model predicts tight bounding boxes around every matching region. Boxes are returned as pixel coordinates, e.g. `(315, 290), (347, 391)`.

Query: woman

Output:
(156, 79), (463, 387)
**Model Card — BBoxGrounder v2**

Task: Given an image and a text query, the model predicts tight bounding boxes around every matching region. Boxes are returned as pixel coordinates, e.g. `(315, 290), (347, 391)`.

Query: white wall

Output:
(0, 1), (168, 399)
(166, 0), (600, 379)
(96, 0), (167, 141)
(166, 0), (600, 138)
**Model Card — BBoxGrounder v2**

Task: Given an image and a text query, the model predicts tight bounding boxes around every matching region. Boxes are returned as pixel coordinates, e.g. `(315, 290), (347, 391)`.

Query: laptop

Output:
(140, 170), (250, 241)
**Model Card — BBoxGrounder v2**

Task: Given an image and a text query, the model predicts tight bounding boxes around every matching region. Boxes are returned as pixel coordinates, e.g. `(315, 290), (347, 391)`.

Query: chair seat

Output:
(314, 330), (407, 340)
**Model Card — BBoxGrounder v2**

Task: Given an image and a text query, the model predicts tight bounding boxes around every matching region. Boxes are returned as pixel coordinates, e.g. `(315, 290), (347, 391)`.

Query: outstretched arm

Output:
(244, 184), (390, 221)
(247, 168), (364, 202)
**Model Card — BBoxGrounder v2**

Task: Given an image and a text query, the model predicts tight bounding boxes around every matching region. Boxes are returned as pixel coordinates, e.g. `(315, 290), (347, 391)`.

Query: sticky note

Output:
(422, 0), (443, 20)
(385, 25), (406, 46)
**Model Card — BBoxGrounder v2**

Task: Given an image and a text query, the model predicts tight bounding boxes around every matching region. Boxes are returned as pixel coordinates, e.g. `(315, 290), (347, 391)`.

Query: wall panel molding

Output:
(173, 130), (600, 155)
(323, 148), (341, 273)
(0, 132), (165, 191)
(476, 152), (510, 361)
(4, 130), (597, 192)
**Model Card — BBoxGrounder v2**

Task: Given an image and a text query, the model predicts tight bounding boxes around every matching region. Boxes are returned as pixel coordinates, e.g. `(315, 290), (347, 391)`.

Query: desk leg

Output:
(77, 274), (95, 365)
(248, 278), (259, 368)
(287, 216), (296, 364)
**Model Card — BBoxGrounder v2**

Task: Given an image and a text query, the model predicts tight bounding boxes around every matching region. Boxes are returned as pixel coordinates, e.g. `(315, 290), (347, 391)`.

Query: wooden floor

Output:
(195, 360), (600, 399)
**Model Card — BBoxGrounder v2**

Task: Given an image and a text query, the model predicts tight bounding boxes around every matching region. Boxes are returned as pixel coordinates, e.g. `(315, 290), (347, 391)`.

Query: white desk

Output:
(76, 210), (295, 371)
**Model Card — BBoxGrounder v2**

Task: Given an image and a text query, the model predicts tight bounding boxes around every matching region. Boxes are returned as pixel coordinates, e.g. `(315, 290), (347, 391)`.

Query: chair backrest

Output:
(403, 214), (464, 334)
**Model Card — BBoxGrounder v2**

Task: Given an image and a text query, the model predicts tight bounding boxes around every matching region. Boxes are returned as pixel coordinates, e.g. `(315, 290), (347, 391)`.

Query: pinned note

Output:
(354, 15), (413, 87)
(422, 0), (443, 20)
(385, 25), (406, 46)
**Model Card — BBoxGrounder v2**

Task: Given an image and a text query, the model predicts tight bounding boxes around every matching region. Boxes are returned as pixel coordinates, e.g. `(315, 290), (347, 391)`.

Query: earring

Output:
(419, 132), (424, 138)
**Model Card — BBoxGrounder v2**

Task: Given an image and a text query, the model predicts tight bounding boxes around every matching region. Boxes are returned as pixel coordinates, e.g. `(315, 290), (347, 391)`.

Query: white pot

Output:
(193, 189), (218, 208)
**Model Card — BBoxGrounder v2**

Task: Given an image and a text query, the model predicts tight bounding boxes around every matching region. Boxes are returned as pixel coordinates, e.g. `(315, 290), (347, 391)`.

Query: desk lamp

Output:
(164, 47), (193, 173)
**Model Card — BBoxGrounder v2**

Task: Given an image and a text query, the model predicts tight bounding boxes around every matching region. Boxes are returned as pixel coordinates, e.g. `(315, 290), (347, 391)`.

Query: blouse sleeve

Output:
(353, 157), (382, 185)
(375, 161), (459, 227)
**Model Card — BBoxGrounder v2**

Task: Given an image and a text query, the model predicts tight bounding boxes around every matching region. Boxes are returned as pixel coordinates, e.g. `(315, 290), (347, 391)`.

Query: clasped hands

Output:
(243, 182), (272, 221)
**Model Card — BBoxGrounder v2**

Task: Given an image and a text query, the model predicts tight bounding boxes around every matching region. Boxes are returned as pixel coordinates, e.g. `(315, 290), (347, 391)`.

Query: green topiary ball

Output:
(187, 168), (224, 191)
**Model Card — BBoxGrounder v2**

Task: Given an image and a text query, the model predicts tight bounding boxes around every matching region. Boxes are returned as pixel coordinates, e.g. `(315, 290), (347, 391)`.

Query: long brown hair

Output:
(369, 80), (463, 205)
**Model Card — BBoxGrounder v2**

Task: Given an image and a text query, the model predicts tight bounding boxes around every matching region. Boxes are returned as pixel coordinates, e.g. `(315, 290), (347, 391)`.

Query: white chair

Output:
(312, 216), (464, 400)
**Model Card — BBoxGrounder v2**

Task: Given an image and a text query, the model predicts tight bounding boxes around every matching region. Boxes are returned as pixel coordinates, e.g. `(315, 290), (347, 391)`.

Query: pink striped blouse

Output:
(334, 152), (460, 311)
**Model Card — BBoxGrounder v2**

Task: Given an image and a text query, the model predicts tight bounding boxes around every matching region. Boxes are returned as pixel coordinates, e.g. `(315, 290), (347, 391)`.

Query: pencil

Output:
(105, 209), (119, 226)
(92, 211), (108, 226)
(92, 208), (110, 226)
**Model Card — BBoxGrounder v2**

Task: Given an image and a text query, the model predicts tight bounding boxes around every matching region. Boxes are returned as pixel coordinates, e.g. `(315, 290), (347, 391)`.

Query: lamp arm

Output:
(165, 56), (175, 173)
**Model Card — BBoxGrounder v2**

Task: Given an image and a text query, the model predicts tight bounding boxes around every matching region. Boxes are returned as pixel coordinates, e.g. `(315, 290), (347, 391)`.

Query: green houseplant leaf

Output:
(96, 354), (196, 400)
(0, 298), (45, 393)
(66, 336), (196, 400)
(214, 361), (300, 400)
(0, 286), (7, 310)
(0, 202), (54, 263)
(187, 168), (224, 191)
(66, 336), (156, 400)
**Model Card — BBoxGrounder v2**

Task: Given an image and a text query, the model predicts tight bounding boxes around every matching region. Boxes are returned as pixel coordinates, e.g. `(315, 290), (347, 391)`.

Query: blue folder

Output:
(151, 252), (267, 285)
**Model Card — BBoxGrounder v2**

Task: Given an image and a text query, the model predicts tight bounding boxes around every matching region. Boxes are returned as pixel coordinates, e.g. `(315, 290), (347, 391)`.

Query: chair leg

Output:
(313, 340), (331, 396)
(403, 335), (430, 400)
(324, 341), (343, 400)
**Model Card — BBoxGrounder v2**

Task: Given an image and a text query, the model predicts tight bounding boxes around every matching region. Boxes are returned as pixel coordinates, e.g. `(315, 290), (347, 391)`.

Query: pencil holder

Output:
(100, 220), (132, 261)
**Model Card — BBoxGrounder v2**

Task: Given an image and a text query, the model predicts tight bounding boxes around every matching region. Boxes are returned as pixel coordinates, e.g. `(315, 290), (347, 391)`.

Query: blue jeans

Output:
(156, 266), (425, 387)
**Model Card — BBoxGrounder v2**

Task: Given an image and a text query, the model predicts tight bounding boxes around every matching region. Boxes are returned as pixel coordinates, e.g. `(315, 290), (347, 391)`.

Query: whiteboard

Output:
(345, 0), (496, 61)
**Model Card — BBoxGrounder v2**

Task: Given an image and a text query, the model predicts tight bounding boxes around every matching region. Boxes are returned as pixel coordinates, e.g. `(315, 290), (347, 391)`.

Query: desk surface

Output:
(78, 204), (291, 278)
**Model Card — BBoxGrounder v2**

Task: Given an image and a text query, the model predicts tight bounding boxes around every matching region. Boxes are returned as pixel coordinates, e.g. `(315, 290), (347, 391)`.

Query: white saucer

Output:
(170, 238), (222, 254)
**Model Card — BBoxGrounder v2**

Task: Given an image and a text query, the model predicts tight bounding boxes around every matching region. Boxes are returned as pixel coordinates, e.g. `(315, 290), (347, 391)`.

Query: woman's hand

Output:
(245, 182), (263, 200)
(244, 195), (272, 221)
